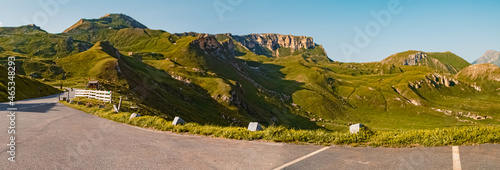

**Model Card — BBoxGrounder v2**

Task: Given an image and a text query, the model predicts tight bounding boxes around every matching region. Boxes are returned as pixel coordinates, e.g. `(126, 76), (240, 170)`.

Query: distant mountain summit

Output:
(381, 50), (471, 74)
(0, 24), (46, 35)
(63, 13), (148, 33)
(472, 50), (500, 67)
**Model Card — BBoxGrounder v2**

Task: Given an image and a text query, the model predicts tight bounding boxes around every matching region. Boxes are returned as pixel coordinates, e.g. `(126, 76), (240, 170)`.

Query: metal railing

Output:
(75, 90), (112, 103)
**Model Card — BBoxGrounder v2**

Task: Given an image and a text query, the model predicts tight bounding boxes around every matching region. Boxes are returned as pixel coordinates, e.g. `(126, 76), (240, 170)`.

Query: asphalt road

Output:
(0, 93), (499, 170)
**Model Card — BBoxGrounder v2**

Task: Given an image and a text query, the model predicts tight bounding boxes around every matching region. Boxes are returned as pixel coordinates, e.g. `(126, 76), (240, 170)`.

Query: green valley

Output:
(1, 14), (499, 133)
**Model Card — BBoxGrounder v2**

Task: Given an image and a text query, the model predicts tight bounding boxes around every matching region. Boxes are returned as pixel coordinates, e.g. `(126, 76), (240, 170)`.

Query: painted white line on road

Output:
(18, 103), (53, 110)
(273, 146), (331, 170)
(452, 146), (462, 170)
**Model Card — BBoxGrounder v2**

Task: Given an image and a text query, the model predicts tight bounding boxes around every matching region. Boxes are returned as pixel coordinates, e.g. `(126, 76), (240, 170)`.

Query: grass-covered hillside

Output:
(1, 14), (499, 132)
(0, 65), (61, 101)
(381, 50), (471, 74)
(63, 13), (148, 33)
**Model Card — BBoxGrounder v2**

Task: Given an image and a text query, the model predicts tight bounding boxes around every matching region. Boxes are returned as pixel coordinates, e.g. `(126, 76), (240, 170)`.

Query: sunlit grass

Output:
(62, 100), (500, 147)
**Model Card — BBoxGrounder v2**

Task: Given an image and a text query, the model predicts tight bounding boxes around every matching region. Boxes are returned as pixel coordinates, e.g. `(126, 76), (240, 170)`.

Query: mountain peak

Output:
(381, 50), (470, 74)
(63, 13), (147, 33)
(472, 50), (500, 67)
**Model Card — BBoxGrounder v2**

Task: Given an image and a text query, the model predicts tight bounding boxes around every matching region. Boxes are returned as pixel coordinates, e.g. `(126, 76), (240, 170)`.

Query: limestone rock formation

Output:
(402, 52), (427, 66)
(231, 33), (316, 57)
(190, 34), (234, 58)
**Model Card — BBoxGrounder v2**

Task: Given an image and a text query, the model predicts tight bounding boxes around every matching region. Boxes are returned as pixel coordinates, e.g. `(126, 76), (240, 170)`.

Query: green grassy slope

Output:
(0, 65), (61, 101)
(54, 41), (121, 85)
(0, 26), (91, 59)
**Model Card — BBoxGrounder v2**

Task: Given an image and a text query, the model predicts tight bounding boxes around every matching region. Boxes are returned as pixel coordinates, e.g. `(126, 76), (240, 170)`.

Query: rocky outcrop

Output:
(190, 34), (234, 59)
(231, 33), (316, 57)
(409, 73), (459, 89)
(402, 52), (427, 66)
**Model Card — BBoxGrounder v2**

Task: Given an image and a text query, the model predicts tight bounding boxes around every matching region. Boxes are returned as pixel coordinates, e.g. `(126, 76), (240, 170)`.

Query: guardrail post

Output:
(118, 96), (122, 110)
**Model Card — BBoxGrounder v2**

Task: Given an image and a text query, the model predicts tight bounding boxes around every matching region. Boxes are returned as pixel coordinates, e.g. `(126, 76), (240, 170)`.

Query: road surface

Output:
(0, 93), (499, 169)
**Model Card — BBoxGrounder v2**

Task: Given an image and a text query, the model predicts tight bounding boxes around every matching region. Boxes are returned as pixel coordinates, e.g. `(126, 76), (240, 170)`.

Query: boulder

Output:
(247, 122), (263, 131)
(172, 116), (185, 125)
(86, 102), (93, 107)
(350, 123), (364, 134)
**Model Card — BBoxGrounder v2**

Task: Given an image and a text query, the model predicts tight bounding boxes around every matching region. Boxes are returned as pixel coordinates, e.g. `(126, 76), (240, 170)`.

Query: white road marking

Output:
(17, 103), (54, 110)
(452, 146), (462, 170)
(273, 146), (331, 170)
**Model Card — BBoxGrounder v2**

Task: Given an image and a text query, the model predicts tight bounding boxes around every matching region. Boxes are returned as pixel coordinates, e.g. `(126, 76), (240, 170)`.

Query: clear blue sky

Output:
(0, 0), (499, 62)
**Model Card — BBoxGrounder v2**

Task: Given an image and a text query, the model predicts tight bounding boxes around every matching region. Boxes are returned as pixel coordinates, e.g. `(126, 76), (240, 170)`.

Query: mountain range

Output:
(1, 14), (499, 131)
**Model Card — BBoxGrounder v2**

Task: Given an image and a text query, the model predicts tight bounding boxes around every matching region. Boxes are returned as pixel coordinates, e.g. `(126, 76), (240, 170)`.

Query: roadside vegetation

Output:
(61, 98), (500, 147)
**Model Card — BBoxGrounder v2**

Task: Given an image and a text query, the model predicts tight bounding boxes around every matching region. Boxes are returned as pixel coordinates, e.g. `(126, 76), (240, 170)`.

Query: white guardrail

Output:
(75, 90), (112, 103)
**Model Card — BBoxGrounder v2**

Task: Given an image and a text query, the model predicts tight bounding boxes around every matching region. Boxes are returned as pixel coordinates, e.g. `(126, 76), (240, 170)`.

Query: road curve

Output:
(0, 93), (499, 170)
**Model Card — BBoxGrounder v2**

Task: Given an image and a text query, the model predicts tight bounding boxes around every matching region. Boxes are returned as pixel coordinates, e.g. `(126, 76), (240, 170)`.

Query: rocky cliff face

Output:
(472, 50), (500, 67)
(190, 34), (234, 59)
(402, 52), (427, 66)
(231, 33), (316, 57)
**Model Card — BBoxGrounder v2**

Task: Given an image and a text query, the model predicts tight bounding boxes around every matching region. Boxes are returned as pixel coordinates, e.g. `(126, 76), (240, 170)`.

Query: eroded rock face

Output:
(232, 33), (316, 56)
(409, 73), (459, 90)
(427, 73), (459, 87)
(402, 52), (427, 66)
(190, 34), (234, 58)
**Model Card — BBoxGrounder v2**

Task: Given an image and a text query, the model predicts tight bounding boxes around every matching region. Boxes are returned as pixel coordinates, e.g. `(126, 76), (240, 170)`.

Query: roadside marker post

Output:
(350, 123), (364, 134)
(130, 113), (140, 120)
(172, 117), (185, 125)
(118, 96), (122, 110)
(247, 122), (263, 131)
(113, 105), (119, 113)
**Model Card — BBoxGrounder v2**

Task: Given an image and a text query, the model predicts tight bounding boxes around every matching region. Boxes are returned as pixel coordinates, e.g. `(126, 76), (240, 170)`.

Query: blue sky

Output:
(0, 0), (499, 62)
